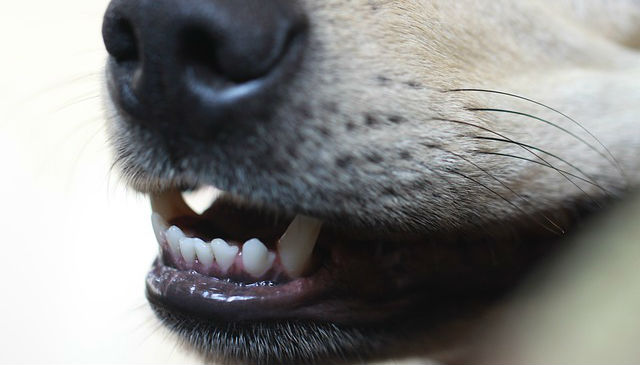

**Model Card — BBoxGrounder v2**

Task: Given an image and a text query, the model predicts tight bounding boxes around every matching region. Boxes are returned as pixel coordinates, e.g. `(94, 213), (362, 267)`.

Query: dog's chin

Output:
(131, 181), (583, 364)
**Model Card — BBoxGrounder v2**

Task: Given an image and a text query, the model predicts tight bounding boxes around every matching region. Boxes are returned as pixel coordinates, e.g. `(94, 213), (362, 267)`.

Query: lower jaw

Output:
(144, 221), (558, 323)
(145, 256), (337, 323)
(146, 300), (387, 365)
(144, 257), (524, 365)
(143, 189), (581, 364)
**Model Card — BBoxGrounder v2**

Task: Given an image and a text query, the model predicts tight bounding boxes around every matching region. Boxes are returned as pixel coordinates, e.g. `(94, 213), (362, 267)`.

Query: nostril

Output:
(179, 25), (272, 85)
(179, 27), (228, 86)
(103, 15), (138, 63)
(103, 0), (309, 132)
(178, 16), (306, 85)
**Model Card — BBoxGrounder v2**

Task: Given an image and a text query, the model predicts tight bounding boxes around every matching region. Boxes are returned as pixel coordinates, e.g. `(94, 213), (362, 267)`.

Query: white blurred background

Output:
(0, 1), (199, 362)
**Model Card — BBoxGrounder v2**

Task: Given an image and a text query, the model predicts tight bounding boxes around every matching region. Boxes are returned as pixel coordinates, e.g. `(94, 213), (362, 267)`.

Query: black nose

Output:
(102, 0), (308, 134)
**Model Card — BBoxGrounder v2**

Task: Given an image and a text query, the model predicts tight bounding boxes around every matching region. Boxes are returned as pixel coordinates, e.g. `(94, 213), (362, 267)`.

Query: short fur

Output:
(109, 0), (640, 232)
(105, 0), (640, 363)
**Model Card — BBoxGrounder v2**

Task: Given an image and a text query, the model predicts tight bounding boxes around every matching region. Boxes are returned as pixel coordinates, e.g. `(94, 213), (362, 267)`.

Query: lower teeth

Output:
(151, 207), (323, 280)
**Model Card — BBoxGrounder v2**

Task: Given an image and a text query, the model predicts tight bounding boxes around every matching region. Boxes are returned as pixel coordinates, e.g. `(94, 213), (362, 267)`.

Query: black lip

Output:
(145, 195), (449, 325)
(146, 256), (334, 323)
(144, 245), (533, 365)
(139, 189), (601, 364)
(140, 194), (590, 364)
(145, 219), (558, 324)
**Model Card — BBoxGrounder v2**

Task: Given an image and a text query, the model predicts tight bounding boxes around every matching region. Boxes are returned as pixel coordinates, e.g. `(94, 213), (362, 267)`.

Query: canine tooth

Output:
(151, 213), (168, 243)
(211, 239), (239, 272)
(150, 190), (197, 220)
(179, 237), (198, 265)
(277, 215), (323, 278)
(165, 226), (185, 256)
(194, 240), (214, 268)
(181, 186), (222, 215)
(242, 239), (276, 277)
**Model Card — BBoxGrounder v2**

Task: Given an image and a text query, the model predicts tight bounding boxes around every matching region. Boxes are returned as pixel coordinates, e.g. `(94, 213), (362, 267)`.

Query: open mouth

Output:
(148, 186), (338, 323)
(146, 185), (435, 325)
(146, 185), (451, 363)
(143, 184), (561, 363)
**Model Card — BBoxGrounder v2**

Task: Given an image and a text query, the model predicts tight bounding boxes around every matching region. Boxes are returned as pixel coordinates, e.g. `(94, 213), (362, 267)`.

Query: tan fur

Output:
(286, 0), (640, 225)
(104, 0), (640, 363)
(114, 0), (640, 231)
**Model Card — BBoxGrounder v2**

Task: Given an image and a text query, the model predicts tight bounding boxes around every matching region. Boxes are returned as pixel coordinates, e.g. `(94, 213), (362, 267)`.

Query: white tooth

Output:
(150, 190), (197, 219)
(165, 226), (185, 256)
(277, 215), (323, 278)
(181, 186), (222, 215)
(211, 239), (239, 272)
(151, 213), (168, 243)
(179, 237), (198, 265)
(242, 239), (276, 278)
(194, 239), (214, 268)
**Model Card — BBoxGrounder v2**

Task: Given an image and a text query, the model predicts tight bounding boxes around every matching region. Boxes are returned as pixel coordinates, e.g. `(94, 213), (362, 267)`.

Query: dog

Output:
(101, 0), (640, 363)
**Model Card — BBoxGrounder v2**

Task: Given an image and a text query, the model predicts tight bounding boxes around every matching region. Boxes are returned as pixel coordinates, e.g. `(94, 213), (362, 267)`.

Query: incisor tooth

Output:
(194, 240), (214, 268)
(179, 237), (198, 265)
(150, 190), (196, 219)
(181, 186), (222, 215)
(242, 239), (276, 277)
(211, 239), (239, 272)
(277, 215), (323, 278)
(165, 226), (185, 256)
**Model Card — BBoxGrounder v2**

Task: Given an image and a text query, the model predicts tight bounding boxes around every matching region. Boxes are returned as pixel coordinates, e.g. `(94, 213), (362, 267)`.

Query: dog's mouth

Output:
(143, 184), (562, 363)
(148, 186), (336, 322)
(146, 185), (448, 325)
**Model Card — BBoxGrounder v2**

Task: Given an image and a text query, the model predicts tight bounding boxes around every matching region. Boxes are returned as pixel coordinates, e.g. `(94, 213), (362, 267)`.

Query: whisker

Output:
(128, 302), (151, 313)
(468, 108), (617, 176)
(474, 136), (609, 196)
(129, 314), (158, 334)
(415, 160), (463, 200)
(433, 118), (603, 206)
(64, 124), (108, 192)
(138, 320), (167, 348)
(473, 151), (605, 191)
(52, 94), (102, 113)
(16, 71), (103, 106)
(442, 168), (562, 234)
(448, 88), (627, 183)
(439, 148), (565, 234)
